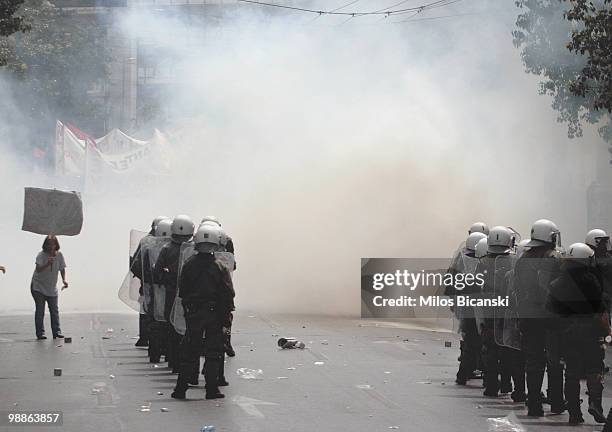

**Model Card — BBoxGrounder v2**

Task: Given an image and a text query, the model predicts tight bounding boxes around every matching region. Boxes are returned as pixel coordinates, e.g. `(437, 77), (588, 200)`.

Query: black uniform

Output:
(223, 237), (236, 358)
(445, 249), (482, 385)
(593, 251), (612, 313)
(547, 261), (607, 423)
(514, 246), (563, 416)
(131, 231), (154, 347)
(477, 253), (514, 397)
(172, 252), (234, 399)
(501, 269), (526, 402)
(153, 240), (184, 370)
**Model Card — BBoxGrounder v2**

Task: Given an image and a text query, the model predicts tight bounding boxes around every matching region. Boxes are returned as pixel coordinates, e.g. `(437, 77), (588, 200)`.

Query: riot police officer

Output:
(146, 218), (172, 363)
(476, 226), (516, 397)
(502, 239), (529, 403)
(586, 229), (612, 313)
(131, 216), (168, 347)
(547, 243), (608, 425)
(447, 231), (486, 385)
(515, 219), (564, 416)
(171, 224), (235, 400)
(154, 215), (195, 370)
(201, 217), (236, 357)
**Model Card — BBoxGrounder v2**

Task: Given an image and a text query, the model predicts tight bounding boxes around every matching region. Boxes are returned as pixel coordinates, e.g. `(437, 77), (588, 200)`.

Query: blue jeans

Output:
(31, 290), (61, 337)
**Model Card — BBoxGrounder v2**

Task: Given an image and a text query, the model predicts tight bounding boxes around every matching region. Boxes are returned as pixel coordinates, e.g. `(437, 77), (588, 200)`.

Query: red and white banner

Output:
(54, 121), (170, 177)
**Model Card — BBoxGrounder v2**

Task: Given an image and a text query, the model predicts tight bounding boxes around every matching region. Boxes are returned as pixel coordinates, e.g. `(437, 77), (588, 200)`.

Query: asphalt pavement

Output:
(0, 312), (609, 432)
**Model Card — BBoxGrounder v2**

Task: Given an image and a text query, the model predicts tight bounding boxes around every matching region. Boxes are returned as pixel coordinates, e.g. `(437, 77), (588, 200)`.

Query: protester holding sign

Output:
(31, 235), (68, 340)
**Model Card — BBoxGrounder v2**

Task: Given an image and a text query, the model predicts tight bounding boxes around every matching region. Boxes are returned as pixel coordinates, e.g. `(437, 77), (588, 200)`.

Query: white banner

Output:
(96, 128), (147, 154)
(55, 121), (87, 177)
(64, 128), (87, 176)
(55, 121), (64, 176)
(95, 142), (152, 172)
(54, 121), (170, 176)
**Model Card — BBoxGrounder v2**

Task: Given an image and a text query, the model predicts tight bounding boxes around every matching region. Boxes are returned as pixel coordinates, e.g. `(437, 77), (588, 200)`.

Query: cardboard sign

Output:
(22, 188), (83, 236)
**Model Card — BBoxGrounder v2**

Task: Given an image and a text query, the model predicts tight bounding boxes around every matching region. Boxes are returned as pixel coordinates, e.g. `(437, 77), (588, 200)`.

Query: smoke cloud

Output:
(0, 0), (604, 315)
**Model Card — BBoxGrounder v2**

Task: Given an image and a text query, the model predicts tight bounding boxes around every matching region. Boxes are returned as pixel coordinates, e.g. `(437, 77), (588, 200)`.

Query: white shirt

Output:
(31, 251), (66, 297)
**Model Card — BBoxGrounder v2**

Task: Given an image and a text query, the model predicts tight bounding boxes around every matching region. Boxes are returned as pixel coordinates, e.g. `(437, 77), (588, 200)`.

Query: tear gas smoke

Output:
(0, 0), (605, 315)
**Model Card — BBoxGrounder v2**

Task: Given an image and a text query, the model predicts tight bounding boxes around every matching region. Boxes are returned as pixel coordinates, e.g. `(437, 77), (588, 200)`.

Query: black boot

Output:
(186, 355), (198, 383)
(527, 405), (544, 417)
(171, 389), (186, 399)
(587, 375), (606, 423)
(204, 357), (224, 399)
(547, 364), (565, 414)
(456, 340), (471, 385)
(565, 372), (581, 420)
(511, 391), (526, 403)
(455, 373), (467, 385)
(526, 372), (544, 417)
(511, 371), (526, 402)
(568, 412), (584, 425)
(218, 356), (229, 386)
(550, 401), (567, 415)
(205, 391), (225, 399)
(483, 387), (499, 397)
(482, 363), (498, 396)
(602, 407), (612, 432)
(483, 371), (499, 396)
(149, 334), (161, 363)
(482, 335), (499, 397)
(225, 334), (236, 357)
(500, 382), (512, 394)
(172, 370), (189, 400)
(148, 322), (162, 363)
(171, 382), (188, 400)
(499, 349), (513, 394)
(137, 314), (151, 347)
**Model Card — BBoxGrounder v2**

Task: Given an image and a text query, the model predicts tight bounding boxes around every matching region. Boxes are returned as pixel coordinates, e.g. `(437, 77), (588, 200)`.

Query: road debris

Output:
(236, 368), (263, 380)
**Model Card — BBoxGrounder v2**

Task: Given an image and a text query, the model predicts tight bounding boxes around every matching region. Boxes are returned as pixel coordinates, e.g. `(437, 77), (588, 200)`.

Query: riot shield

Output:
(448, 247), (463, 333)
(493, 254), (520, 349)
(469, 255), (487, 335)
(448, 242), (466, 279)
(455, 253), (479, 317)
(170, 242), (196, 335)
(503, 269), (522, 349)
(536, 262), (561, 319)
(215, 251), (236, 275)
(452, 253), (480, 333)
(596, 256), (612, 312)
(142, 236), (171, 321)
(118, 230), (148, 312)
(462, 253), (479, 274)
(152, 284), (167, 322)
(514, 256), (558, 320)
